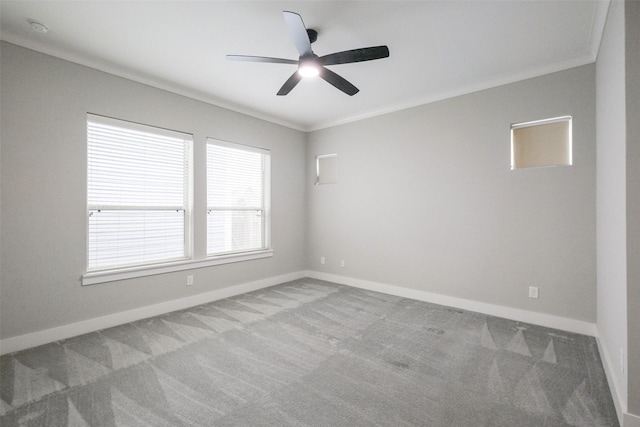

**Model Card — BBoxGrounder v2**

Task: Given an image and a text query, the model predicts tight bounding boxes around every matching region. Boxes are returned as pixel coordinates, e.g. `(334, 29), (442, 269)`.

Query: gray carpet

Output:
(0, 278), (619, 426)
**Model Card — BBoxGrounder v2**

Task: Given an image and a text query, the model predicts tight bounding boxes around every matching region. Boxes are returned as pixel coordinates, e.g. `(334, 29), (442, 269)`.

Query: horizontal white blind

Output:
(207, 140), (270, 256)
(87, 115), (192, 271)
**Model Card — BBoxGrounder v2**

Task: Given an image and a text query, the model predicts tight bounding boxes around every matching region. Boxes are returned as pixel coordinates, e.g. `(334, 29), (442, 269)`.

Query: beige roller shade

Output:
(511, 117), (572, 169)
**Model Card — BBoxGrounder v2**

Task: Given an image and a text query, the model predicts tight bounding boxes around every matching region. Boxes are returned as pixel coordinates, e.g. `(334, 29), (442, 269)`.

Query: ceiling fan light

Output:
(298, 65), (320, 77)
(297, 55), (320, 78)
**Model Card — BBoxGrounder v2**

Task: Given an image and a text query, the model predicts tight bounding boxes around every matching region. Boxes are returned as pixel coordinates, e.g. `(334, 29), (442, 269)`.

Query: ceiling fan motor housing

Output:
(307, 29), (318, 43)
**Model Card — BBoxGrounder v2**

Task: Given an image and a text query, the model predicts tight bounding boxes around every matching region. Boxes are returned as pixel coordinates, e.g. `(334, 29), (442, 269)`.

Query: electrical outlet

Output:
(187, 275), (194, 286)
(620, 348), (625, 373)
(528, 286), (539, 299)
(320, 256), (325, 265)
(341, 260), (345, 267)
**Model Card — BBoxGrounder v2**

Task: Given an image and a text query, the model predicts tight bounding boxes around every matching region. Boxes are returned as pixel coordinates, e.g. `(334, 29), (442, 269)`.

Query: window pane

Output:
(316, 154), (338, 184)
(207, 210), (264, 254)
(207, 139), (270, 256)
(207, 144), (264, 208)
(88, 210), (185, 270)
(88, 121), (187, 207)
(87, 115), (192, 272)
(511, 117), (572, 169)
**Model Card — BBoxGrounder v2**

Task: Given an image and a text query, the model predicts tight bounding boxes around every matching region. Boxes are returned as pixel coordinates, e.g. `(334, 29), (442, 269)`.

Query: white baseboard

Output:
(305, 270), (597, 336)
(1, 270), (598, 352)
(0, 270), (306, 356)
(596, 335), (627, 426)
(3, 270), (632, 424)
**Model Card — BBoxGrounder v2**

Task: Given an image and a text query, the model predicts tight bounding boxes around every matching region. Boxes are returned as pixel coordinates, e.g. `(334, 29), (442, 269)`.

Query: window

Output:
(315, 153), (338, 185)
(87, 115), (193, 271)
(207, 139), (270, 256)
(511, 116), (572, 169)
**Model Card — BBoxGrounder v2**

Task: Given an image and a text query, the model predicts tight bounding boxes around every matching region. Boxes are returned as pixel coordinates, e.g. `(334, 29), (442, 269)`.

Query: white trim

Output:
(305, 270), (597, 336)
(596, 335), (627, 426)
(7, 269), (602, 352)
(307, 54), (596, 132)
(4, 269), (627, 422)
(510, 116), (573, 170)
(207, 138), (270, 156)
(589, 0), (611, 60)
(510, 115), (572, 130)
(205, 138), (272, 258)
(86, 115), (195, 273)
(87, 113), (193, 140)
(0, 37), (596, 133)
(315, 153), (338, 185)
(82, 250), (274, 285)
(0, 37), (306, 131)
(1, 270), (305, 355)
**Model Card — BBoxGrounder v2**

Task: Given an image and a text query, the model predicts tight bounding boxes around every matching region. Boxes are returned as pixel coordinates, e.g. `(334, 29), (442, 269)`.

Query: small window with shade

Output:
(316, 154), (338, 185)
(511, 116), (572, 169)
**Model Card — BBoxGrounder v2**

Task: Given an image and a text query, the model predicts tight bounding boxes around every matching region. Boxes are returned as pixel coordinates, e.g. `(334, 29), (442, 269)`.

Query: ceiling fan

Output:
(226, 11), (390, 96)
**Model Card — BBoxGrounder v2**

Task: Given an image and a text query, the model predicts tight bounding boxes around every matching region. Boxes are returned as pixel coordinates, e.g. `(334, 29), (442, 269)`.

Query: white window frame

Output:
(82, 118), (274, 287)
(315, 153), (338, 185)
(84, 114), (194, 282)
(510, 116), (572, 170)
(206, 138), (272, 258)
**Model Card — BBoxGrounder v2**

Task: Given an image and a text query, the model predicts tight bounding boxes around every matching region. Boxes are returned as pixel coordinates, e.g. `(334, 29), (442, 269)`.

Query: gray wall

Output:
(596, 0), (629, 415)
(596, 1), (640, 421)
(625, 0), (640, 418)
(0, 42), (307, 340)
(307, 65), (596, 322)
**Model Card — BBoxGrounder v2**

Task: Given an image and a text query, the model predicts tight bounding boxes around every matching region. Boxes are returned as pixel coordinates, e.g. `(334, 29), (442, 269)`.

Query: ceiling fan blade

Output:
(277, 71), (303, 96)
(319, 46), (390, 66)
(283, 11), (313, 57)
(226, 55), (298, 65)
(319, 67), (359, 96)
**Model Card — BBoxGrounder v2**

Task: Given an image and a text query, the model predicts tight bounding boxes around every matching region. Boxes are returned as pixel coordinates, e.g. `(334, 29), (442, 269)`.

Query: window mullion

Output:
(206, 207), (264, 211)
(89, 205), (185, 211)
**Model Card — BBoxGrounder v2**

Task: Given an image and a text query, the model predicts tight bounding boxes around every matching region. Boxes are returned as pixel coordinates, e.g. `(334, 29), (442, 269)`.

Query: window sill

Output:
(82, 250), (274, 286)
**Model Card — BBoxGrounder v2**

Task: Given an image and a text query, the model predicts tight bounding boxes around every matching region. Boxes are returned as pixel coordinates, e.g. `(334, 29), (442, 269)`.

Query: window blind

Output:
(206, 139), (270, 256)
(87, 115), (192, 271)
(316, 154), (338, 184)
(511, 116), (572, 169)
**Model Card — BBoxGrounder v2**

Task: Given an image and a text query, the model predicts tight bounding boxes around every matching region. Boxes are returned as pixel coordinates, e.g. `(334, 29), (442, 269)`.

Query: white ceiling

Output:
(0, 1), (609, 131)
